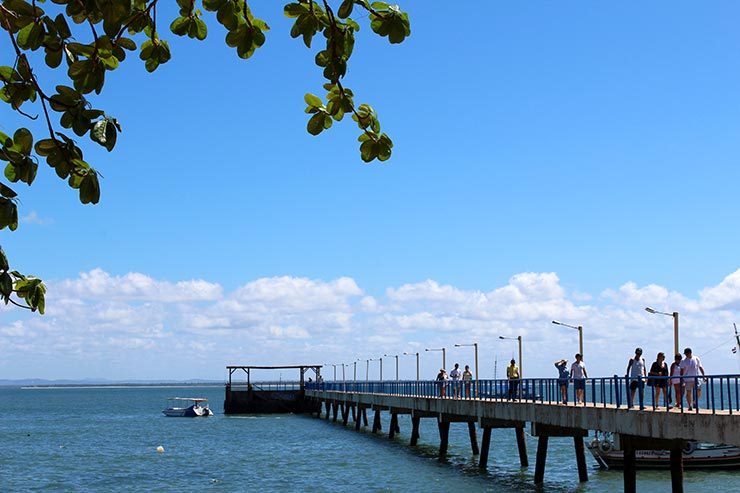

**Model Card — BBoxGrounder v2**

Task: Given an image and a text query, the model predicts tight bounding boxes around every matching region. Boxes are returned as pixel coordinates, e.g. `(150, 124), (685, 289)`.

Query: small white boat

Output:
(162, 397), (214, 417)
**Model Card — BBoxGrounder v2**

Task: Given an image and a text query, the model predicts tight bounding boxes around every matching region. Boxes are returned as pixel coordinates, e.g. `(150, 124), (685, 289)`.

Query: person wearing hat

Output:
(679, 347), (706, 411)
(436, 368), (448, 397)
(626, 347), (647, 408)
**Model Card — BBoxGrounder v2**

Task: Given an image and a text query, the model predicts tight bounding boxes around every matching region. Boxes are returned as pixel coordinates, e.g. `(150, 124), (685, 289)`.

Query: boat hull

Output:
(587, 442), (740, 470)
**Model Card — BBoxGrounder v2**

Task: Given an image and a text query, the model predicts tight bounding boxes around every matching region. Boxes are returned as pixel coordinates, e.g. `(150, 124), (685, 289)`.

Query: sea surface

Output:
(2, 386), (739, 492)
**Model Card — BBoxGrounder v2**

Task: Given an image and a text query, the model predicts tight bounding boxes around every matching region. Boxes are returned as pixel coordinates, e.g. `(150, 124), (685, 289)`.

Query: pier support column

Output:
(325, 401), (331, 420)
(362, 408), (369, 426)
(341, 403), (349, 425)
(332, 402), (339, 422)
(515, 426), (528, 467)
(351, 404), (356, 421)
(355, 409), (362, 431)
(623, 436), (636, 493)
(389, 413), (398, 439)
(438, 420), (450, 456)
(534, 436), (549, 485)
(574, 435), (588, 482)
(467, 422), (479, 455)
(410, 416), (421, 446)
(479, 427), (492, 469)
(372, 409), (382, 433)
(670, 445), (684, 493)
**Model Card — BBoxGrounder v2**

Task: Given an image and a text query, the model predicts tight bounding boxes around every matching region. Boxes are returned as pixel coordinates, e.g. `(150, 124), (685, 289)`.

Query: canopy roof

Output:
(227, 365), (323, 370)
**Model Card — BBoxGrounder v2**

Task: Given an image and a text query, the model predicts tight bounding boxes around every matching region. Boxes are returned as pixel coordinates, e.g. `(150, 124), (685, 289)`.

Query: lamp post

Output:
(425, 347), (446, 370)
(454, 342), (479, 397)
(552, 320), (584, 358)
(366, 358), (376, 381)
(403, 352), (420, 380)
(645, 307), (679, 356)
(331, 364), (337, 381)
(379, 357), (384, 382)
(499, 335), (523, 377)
(385, 354), (400, 380)
(354, 359), (359, 381)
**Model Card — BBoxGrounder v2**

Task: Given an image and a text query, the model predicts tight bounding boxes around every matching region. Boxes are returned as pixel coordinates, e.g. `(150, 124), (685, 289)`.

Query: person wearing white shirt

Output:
(449, 363), (462, 398)
(626, 347), (647, 408)
(570, 354), (588, 405)
(679, 347), (706, 411)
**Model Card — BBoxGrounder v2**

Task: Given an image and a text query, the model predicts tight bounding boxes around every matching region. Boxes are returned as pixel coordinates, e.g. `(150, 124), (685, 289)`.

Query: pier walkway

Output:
(305, 375), (740, 493)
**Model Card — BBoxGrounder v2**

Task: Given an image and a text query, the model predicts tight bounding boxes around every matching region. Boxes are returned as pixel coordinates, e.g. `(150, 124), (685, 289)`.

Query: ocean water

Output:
(2, 386), (740, 492)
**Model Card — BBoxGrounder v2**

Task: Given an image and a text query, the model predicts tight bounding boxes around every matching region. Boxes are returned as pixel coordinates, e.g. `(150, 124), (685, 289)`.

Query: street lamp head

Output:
(552, 320), (561, 325)
(645, 307), (657, 314)
(498, 336), (505, 340)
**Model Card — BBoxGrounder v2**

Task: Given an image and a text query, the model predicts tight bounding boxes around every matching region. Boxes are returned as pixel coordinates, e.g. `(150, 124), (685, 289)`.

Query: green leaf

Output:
(79, 171), (100, 204)
(304, 93), (322, 108)
(170, 16), (189, 36)
(337, 0), (353, 19)
(12, 128), (33, 154)
(307, 112), (326, 135)
(0, 272), (12, 297)
(0, 248), (8, 271)
(0, 183), (17, 198)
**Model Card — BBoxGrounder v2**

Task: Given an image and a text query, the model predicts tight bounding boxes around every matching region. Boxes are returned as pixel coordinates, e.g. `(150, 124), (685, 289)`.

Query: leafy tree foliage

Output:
(0, 0), (410, 313)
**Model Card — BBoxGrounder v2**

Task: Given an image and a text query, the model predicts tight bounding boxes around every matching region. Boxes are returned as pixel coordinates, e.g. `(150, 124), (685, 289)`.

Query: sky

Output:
(2, 1), (740, 381)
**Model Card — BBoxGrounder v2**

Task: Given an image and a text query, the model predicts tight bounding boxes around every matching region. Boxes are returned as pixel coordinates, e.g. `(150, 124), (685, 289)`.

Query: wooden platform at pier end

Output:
(224, 364), (322, 414)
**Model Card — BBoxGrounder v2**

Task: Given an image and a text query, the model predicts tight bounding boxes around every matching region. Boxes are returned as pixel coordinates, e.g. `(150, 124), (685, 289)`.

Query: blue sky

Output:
(2, 2), (740, 380)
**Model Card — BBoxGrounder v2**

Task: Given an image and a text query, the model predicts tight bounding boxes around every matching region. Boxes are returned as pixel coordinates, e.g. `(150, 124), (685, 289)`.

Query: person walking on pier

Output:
(570, 354), (588, 405)
(669, 353), (683, 409)
(648, 352), (670, 410)
(436, 369), (448, 397)
(626, 347), (647, 409)
(450, 363), (462, 398)
(555, 359), (569, 404)
(680, 348), (706, 411)
(507, 359), (520, 401)
(462, 364), (473, 398)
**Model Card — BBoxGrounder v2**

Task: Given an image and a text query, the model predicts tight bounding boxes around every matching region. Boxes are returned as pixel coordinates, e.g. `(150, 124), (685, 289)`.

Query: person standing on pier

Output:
(450, 363), (462, 398)
(462, 365), (473, 398)
(669, 353), (683, 409)
(507, 359), (520, 401)
(626, 347), (647, 408)
(436, 369), (448, 397)
(555, 359), (569, 404)
(570, 354), (588, 405)
(648, 352), (670, 410)
(680, 348), (706, 411)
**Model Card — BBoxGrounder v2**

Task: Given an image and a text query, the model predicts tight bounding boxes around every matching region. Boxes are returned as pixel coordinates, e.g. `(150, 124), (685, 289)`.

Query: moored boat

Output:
(587, 432), (740, 469)
(162, 397), (214, 417)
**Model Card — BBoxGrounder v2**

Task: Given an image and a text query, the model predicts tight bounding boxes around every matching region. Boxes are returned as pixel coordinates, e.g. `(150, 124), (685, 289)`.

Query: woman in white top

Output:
(669, 353), (683, 409)
(626, 347), (647, 408)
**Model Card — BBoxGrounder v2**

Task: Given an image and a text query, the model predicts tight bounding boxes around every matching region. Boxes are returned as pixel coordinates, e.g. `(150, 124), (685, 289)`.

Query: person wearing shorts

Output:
(669, 353), (683, 409)
(554, 359), (569, 404)
(626, 347), (647, 408)
(570, 353), (588, 405)
(680, 348), (706, 411)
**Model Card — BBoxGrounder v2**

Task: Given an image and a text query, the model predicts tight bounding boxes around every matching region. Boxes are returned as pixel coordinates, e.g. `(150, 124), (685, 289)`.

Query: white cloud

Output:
(53, 268), (223, 303)
(1, 268), (739, 381)
(700, 269), (740, 311)
(21, 211), (52, 226)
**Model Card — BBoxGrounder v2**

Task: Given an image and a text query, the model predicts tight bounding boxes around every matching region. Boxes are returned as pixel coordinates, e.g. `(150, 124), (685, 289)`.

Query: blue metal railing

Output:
(305, 375), (740, 415)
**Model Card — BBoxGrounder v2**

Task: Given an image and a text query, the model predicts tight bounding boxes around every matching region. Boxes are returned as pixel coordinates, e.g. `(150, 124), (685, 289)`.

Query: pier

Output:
(302, 375), (740, 493)
(223, 365), (321, 414)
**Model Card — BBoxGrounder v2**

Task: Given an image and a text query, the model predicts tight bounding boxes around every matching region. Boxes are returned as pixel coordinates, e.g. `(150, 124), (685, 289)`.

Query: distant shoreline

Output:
(0, 382), (224, 389)
(18, 383), (224, 390)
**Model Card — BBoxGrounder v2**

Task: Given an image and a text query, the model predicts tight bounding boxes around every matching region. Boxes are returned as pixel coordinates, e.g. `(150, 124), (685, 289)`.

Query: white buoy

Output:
(156, 445), (164, 454)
